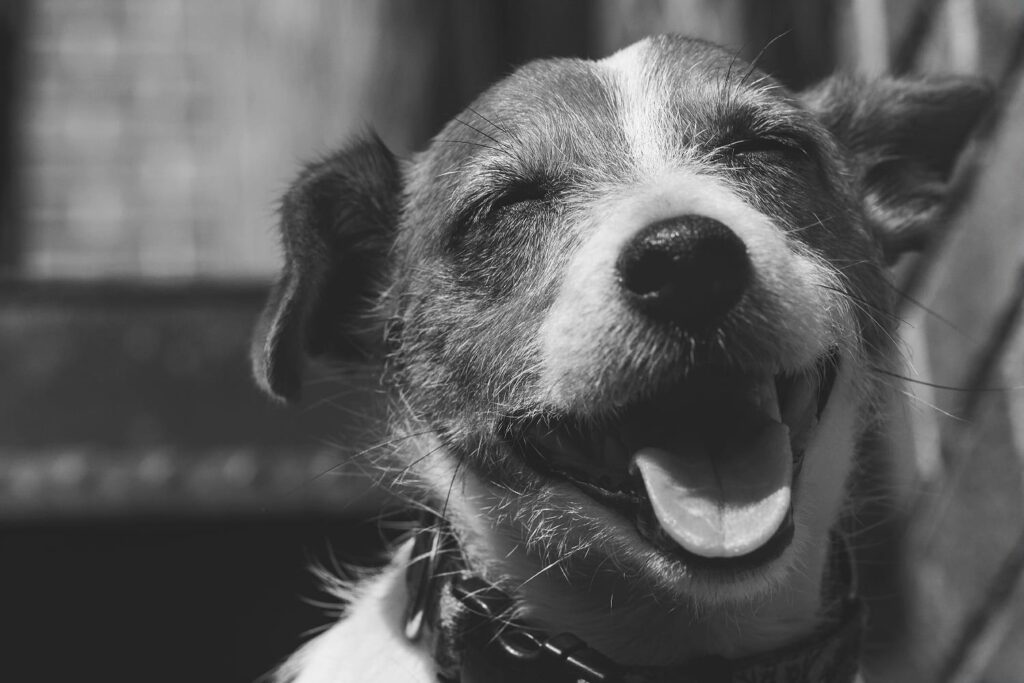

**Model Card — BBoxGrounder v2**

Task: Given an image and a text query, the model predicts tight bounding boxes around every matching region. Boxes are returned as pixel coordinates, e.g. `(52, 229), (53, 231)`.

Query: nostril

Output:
(617, 215), (751, 329)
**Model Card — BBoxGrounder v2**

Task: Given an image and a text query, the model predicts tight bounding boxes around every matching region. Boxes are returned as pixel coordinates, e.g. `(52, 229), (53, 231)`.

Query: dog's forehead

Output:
(416, 35), (805, 184)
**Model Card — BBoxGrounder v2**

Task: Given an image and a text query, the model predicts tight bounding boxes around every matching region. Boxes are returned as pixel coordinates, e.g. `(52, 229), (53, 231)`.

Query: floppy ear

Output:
(802, 75), (992, 263)
(251, 133), (401, 403)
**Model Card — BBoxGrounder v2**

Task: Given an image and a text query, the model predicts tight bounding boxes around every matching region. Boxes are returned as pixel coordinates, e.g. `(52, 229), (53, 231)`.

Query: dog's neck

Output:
(440, 476), (837, 667)
(476, 529), (829, 665)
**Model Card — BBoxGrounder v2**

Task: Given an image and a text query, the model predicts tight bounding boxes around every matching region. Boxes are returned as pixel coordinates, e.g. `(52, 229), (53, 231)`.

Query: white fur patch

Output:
(539, 170), (844, 410)
(600, 38), (666, 173)
(273, 541), (433, 683)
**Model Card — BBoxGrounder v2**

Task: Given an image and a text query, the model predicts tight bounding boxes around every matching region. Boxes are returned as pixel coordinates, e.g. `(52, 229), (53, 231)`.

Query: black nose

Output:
(617, 215), (751, 329)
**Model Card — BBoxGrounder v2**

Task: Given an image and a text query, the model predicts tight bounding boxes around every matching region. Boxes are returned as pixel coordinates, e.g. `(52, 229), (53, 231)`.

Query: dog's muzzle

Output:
(515, 351), (840, 564)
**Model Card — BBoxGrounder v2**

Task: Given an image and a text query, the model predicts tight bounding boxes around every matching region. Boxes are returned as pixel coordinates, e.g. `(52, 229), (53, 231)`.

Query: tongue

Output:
(632, 420), (792, 558)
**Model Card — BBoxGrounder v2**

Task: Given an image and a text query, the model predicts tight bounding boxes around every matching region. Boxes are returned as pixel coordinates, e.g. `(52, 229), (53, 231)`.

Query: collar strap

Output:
(405, 524), (864, 683)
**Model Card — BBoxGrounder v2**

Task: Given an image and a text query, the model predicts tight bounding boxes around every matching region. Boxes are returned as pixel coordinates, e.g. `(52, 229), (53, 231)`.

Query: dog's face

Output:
(255, 36), (988, 614)
(391, 38), (881, 599)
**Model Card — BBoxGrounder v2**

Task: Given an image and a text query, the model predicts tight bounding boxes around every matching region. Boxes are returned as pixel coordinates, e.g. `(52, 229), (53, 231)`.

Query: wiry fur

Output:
(253, 35), (991, 683)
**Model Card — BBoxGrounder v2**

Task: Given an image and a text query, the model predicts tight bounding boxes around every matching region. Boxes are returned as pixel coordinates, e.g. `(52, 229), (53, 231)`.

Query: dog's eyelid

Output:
(729, 134), (808, 158)
(493, 180), (552, 209)
(449, 178), (556, 242)
(458, 169), (556, 210)
(477, 172), (563, 213)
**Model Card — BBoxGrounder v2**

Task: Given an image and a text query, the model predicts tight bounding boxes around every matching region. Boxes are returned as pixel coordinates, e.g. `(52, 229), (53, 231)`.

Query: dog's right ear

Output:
(251, 133), (401, 403)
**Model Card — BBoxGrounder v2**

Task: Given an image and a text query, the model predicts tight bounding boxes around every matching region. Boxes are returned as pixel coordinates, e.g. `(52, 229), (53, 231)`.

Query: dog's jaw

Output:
(397, 359), (865, 665)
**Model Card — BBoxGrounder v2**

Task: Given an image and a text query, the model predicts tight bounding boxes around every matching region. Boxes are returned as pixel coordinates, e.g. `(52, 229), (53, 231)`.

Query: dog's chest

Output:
(280, 544), (433, 683)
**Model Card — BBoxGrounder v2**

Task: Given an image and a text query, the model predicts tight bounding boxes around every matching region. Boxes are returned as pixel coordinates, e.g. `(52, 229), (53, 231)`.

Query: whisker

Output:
(870, 366), (1024, 393)
(441, 455), (467, 520)
(818, 284), (903, 323)
(285, 429), (436, 496)
(515, 553), (574, 592)
(815, 275), (907, 359)
(465, 105), (514, 139)
(888, 282), (966, 335)
(895, 387), (968, 422)
(454, 116), (506, 150)
(742, 29), (792, 84)
(389, 440), (449, 486)
(435, 138), (500, 152)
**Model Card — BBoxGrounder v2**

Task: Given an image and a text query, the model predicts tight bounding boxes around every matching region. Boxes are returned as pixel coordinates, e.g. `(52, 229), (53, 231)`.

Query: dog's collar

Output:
(403, 521), (864, 683)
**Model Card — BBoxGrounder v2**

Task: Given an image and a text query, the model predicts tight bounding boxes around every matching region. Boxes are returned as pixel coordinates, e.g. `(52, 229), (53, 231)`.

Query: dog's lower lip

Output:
(514, 349), (841, 562)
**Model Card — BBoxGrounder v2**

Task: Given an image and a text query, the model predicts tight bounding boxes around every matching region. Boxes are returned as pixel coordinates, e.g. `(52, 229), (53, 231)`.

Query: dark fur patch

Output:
(252, 133), (400, 402)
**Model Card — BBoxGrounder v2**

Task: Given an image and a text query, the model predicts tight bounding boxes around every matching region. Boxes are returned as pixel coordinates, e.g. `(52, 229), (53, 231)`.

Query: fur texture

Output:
(253, 35), (990, 682)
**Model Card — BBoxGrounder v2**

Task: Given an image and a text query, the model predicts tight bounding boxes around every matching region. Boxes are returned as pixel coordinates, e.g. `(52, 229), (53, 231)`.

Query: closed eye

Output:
(490, 180), (549, 213)
(727, 136), (807, 159)
(448, 178), (552, 249)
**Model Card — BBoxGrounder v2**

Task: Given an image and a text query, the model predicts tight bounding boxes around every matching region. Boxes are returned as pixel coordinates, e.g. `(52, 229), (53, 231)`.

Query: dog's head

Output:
(254, 34), (987, 630)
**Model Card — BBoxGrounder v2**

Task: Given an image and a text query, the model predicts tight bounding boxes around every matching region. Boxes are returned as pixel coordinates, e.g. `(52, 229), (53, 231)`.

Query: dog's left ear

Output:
(251, 133), (401, 403)
(803, 75), (992, 262)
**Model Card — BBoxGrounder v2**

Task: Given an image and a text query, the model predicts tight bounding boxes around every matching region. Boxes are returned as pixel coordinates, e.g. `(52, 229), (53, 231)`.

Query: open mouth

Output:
(515, 350), (840, 568)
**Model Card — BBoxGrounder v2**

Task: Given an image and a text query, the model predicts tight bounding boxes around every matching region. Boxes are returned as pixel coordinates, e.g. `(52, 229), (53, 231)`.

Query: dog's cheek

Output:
(728, 154), (870, 268)
(449, 206), (553, 298)
(730, 162), (893, 362)
(393, 219), (568, 428)
(793, 362), (862, 552)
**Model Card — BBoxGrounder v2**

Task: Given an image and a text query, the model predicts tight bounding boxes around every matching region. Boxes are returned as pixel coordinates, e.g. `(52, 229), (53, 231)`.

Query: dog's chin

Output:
(502, 349), (841, 602)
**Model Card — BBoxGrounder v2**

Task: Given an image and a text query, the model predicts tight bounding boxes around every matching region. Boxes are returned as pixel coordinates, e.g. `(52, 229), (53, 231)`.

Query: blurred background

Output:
(1, 1), (1023, 681)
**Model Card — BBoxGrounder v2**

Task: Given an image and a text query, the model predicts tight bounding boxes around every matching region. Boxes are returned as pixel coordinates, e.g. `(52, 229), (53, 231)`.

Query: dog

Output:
(252, 35), (990, 682)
